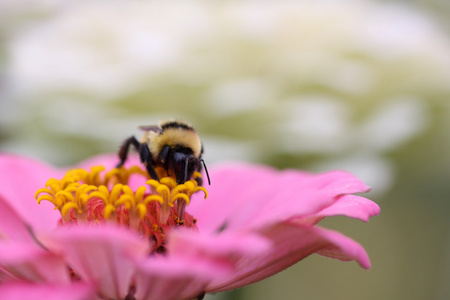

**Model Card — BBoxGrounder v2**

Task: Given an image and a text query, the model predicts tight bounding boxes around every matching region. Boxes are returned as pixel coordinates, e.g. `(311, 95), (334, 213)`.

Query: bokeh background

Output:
(1, 0), (449, 299)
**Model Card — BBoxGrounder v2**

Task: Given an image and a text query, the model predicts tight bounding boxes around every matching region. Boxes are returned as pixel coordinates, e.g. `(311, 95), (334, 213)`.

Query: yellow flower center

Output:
(34, 165), (207, 251)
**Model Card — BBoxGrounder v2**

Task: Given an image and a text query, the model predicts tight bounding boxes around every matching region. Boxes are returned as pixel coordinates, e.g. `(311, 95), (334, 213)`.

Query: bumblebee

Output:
(116, 120), (210, 186)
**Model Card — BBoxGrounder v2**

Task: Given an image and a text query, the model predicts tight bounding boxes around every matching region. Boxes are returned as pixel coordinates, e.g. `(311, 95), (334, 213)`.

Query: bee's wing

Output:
(139, 125), (161, 133)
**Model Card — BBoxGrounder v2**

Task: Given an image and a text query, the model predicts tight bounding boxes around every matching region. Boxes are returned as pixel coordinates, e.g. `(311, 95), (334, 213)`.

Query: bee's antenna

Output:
(200, 159), (211, 185)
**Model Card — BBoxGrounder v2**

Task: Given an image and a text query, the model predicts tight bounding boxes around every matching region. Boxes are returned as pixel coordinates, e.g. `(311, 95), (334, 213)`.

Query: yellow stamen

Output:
(60, 178), (77, 190)
(146, 179), (161, 189)
(171, 184), (188, 196)
(61, 202), (81, 216)
(76, 185), (98, 204)
(87, 190), (108, 203)
(136, 203), (147, 219)
(103, 168), (120, 185)
(195, 186), (208, 199)
(36, 194), (57, 205)
(172, 193), (190, 205)
(86, 166), (105, 186)
(45, 178), (59, 187)
(115, 195), (134, 209)
(35, 188), (54, 198)
(35, 165), (208, 226)
(110, 184), (124, 203)
(56, 190), (75, 203)
(143, 195), (164, 204)
(159, 177), (178, 189)
(104, 165), (148, 186)
(103, 204), (116, 219)
(135, 186), (147, 202)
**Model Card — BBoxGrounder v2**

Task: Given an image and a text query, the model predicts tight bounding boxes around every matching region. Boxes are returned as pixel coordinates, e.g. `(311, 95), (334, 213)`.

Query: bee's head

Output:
(170, 150), (210, 185)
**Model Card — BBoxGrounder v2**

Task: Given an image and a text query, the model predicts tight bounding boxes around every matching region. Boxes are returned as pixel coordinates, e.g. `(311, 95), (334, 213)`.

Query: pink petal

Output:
(133, 229), (270, 300)
(0, 281), (97, 300)
(162, 229), (271, 295)
(189, 163), (371, 232)
(134, 256), (228, 300)
(0, 242), (70, 284)
(0, 154), (62, 231)
(0, 266), (18, 282)
(38, 224), (150, 300)
(168, 229), (271, 264)
(206, 222), (371, 292)
(188, 163), (277, 234)
(314, 227), (371, 269)
(0, 195), (35, 243)
(314, 194), (380, 222)
(75, 153), (127, 171)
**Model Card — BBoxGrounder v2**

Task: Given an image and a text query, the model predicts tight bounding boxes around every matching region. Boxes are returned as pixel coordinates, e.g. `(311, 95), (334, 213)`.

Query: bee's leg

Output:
(116, 136), (140, 168)
(117, 136), (159, 181)
(157, 145), (171, 169)
(138, 143), (159, 181)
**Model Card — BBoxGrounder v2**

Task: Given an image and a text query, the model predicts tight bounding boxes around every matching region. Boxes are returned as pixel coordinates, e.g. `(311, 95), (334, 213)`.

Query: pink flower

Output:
(0, 153), (379, 300)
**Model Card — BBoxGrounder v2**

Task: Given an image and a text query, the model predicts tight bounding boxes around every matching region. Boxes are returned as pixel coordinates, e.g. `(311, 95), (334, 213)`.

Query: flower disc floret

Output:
(147, 177), (207, 224)
(34, 165), (204, 244)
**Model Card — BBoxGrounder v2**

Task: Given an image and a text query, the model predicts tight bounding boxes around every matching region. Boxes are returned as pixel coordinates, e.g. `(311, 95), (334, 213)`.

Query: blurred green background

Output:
(1, 1), (449, 299)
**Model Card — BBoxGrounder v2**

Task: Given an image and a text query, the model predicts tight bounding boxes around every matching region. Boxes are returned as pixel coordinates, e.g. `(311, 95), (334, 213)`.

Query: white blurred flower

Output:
(358, 97), (429, 152)
(5, 0), (450, 99)
(6, 2), (213, 98)
(276, 95), (352, 154)
(206, 78), (276, 117)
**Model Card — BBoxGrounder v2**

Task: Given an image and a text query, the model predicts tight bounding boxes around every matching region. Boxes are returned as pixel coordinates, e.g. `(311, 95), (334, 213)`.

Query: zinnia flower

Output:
(0, 153), (379, 299)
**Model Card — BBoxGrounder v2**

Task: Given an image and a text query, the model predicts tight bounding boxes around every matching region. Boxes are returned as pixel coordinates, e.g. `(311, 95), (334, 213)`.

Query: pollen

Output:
(35, 165), (205, 247)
